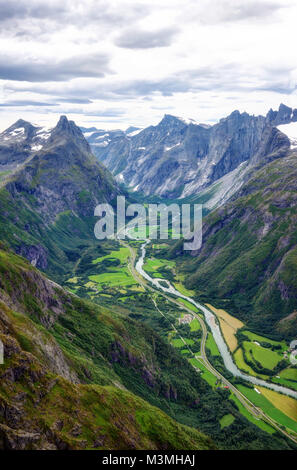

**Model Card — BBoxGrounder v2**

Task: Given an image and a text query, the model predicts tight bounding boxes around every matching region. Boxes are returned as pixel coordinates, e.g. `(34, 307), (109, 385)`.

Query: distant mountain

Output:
(171, 145), (297, 340)
(84, 104), (296, 207)
(0, 116), (120, 275)
(81, 126), (142, 152)
(0, 119), (51, 170)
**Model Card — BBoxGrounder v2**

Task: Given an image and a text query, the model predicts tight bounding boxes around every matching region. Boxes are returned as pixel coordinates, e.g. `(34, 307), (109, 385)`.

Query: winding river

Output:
(135, 241), (297, 399)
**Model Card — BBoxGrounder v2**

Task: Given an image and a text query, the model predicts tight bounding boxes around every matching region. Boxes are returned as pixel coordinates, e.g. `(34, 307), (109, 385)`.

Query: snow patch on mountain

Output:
(127, 128), (143, 137)
(277, 122), (297, 148)
(165, 143), (181, 151)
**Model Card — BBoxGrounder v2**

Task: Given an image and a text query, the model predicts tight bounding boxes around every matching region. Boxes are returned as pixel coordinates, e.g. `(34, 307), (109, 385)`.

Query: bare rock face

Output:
(86, 104), (295, 202)
(15, 244), (48, 270)
(0, 424), (41, 450)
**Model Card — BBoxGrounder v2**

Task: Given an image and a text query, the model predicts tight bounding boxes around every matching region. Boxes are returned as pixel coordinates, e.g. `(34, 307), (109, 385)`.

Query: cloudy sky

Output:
(0, 0), (297, 131)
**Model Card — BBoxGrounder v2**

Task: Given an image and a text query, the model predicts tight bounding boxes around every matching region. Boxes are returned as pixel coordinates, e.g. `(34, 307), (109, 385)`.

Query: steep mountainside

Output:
(0, 244), (293, 450)
(0, 245), (217, 450)
(172, 148), (297, 339)
(0, 116), (119, 278)
(85, 104), (296, 204)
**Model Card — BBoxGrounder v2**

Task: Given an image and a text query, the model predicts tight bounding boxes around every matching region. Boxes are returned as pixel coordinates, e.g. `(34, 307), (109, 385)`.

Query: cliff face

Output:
(86, 104), (295, 201)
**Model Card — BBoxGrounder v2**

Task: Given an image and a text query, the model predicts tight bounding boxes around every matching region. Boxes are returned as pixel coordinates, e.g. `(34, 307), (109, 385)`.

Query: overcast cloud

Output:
(0, 0), (296, 130)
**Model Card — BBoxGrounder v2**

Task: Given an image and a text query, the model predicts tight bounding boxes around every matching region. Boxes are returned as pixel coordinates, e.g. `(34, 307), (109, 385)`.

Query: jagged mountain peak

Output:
(160, 114), (199, 126)
(44, 115), (91, 154)
(8, 118), (35, 130)
(266, 103), (297, 125)
(87, 103), (295, 202)
(52, 115), (84, 137)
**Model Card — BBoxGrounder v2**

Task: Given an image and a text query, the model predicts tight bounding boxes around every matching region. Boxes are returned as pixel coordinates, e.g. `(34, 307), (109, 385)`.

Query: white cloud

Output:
(0, 0), (297, 130)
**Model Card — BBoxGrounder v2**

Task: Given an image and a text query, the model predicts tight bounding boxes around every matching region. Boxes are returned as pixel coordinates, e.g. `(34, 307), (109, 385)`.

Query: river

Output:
(135, 241), (297, 399)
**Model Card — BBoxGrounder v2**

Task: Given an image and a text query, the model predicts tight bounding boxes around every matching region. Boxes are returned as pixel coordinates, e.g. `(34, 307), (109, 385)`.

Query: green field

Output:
(89, 267), (137, 289)
(220, 414), (235, 429)
(237, 385), (297, 434)
(171, 337), (194, 348)
(206, 333), (221, 357)
(173, 281), (195, 297)
(229, 394), (276, 434)
(234, 348), (268, 378)
(178, 298), (198, 312)
(280, 368), (297, 381)
(189, 357), (218, 387)
(243, 341), (283, 369)
(143, 257), (175, 279)
(242, 330), (287, 351)
(171, 337), (185, 348)
(190, 318), (201, 331)
(88, 246), (138, 292)
(93, 246), (130, 264)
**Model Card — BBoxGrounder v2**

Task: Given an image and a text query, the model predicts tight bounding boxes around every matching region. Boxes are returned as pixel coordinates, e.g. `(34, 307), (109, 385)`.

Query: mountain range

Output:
(0, 109), (296, 450)
(83, 104), (297, 209)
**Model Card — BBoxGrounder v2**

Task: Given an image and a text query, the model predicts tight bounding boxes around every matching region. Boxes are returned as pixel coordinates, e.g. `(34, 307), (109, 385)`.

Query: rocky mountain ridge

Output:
(84, 104), (296, 207)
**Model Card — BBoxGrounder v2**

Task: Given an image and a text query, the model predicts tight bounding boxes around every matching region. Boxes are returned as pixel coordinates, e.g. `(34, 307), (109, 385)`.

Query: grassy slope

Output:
(0, 308), (213, 450)
(0, 245), (215, 450)
(0, 246), (294, 450)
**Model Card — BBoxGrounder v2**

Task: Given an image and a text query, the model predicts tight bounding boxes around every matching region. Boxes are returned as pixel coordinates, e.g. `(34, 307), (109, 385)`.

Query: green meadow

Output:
(237, 385), (297, 434)
(243, 341), (283, 370)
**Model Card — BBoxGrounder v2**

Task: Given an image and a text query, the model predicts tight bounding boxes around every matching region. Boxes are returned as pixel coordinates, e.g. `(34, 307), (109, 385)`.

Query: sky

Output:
(0, 0), (297, 131)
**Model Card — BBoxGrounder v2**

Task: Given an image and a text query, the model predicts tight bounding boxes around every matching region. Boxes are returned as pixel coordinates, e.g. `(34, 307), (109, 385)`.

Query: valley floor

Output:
(66, 237), (297, 444)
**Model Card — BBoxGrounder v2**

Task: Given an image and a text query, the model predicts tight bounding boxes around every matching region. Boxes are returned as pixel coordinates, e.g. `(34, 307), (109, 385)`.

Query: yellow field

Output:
(206, 304), (244, 352)
(258, 386), (297, 422)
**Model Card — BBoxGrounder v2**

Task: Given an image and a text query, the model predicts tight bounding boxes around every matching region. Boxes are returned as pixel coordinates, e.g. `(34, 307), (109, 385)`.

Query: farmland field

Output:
(242, 331), (287, 351)
(280, 368), (297, 381)
(190, 318), (201, 331)
(237, 385), (297, 433)
(143, 257), (175, 278)
(206, 304), (244, 352)
(92, 246), (130, 264)
(243, 341), (283, 370)
(178, 298), (198, 312)
(257, 386), (297, 423)
(220, 414), (235, 429)
(229, 394), (275, 434)
(189, 357), (218, 387)
(233, 348), (268, 379)
(206, 333), (221, 357)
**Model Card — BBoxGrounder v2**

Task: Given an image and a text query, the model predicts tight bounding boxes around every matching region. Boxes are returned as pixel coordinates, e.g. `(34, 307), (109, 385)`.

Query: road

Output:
(120, 238), (297, 445)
